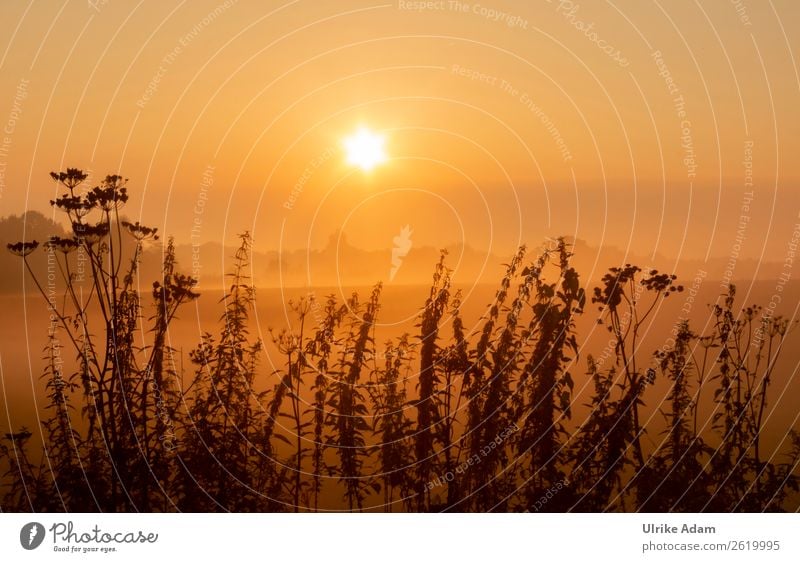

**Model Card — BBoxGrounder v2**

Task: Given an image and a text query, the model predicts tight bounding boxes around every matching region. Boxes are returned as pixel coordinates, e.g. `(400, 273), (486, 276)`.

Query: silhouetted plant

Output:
(459, 247), (525, 510)
(437, 291), (469, 508)
(179, 232), (262, 511)
(516, 239), (584, 511)
(591, 265), (683, 471)
(700, 286), (797, 511)
(637, 321), (711, 511)
(4, 169), (197, 512)
(367, 335), (415, 511)
(414, 251), (451, 510)
(568, 356), (632, 511)
(304, 294), (347, 511)
(0, 429), (40, 511)
(327, 284), (382, 510)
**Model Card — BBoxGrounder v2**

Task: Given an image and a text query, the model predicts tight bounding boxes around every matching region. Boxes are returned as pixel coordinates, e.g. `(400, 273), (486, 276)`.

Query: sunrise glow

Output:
(343, 127), (387, 171)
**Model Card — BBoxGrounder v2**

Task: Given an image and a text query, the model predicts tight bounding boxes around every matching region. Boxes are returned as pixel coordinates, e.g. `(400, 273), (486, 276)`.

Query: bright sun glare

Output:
(343, 127), (387, 171)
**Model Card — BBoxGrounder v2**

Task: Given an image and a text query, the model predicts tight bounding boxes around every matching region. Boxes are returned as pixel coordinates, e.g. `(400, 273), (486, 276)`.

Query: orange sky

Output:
(0, 0), (799, 260)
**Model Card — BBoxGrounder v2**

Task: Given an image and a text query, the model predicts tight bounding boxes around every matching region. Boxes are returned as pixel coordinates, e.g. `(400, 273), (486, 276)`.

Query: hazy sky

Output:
(0, 0), (798, 261)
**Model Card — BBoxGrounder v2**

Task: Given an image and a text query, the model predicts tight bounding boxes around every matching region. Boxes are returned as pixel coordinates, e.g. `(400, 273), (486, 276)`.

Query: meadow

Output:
(2, 169), (798, 513)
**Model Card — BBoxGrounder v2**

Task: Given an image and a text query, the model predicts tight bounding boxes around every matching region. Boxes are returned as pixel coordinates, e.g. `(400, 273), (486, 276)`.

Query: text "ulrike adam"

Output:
(643, 523), (716, 534)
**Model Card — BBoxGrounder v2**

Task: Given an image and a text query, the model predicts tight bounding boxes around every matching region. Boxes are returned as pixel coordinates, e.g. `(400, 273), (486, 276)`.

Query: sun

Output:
(343, 127), (387, 171)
